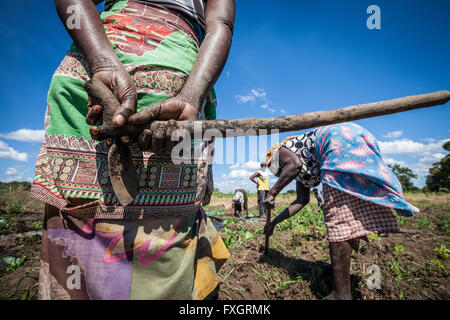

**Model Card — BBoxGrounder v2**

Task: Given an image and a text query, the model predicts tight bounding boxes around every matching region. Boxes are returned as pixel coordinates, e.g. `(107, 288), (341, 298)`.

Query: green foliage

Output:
(425, 144), (449, 192)
(7, 199), (25, 214)
(221, 226), (256, 250)
(415, 216), (432, 230)
(25, 220), (42, 230)
(394, 244), (406, 254)
(367, 233), (381, 240)
(386, 256), (411, 299)
(434, 244), (450, 261)
(435, 213), (450, 235)
(388, 164), (418, 192)
(443, 141), (450, 152)
(0, 214), (17, 230)
(3, 255), (27, 272)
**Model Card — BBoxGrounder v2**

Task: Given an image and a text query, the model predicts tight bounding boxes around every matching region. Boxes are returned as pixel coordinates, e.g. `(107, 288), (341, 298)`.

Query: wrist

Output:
(269, 188), (278, 197)
(88, 53), (122, 74)
(179, 86), (204, 112)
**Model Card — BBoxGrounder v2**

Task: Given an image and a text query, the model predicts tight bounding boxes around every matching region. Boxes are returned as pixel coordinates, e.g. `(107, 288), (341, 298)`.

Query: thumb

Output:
(128, 102), (162, 125)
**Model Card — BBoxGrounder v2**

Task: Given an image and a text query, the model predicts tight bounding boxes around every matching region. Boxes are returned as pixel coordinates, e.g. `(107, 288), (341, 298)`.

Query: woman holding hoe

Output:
(32, 0), (234, 300)
(263, 122), (418, 300)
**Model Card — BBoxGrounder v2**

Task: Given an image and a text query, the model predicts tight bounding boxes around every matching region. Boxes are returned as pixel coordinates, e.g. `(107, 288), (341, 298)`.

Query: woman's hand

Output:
(264, 194), (276, 209)
(86, 61), (137, 132)
(263, 221), (275, 237)
(126, 93), (198, 153)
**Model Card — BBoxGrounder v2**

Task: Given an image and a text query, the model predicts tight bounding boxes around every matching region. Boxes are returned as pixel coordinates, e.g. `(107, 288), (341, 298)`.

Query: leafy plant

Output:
(415, 216), (432, 230)
(25, 220), (42, 230)
(3, 255), (27, 272)
(394, 244), (406, 254)
(8, 199), (25, 214)
(434, 244), (450, 261)
(0, 214), (18, 231)
(367, 233), (381, 240)
(435, 213), (450, 235)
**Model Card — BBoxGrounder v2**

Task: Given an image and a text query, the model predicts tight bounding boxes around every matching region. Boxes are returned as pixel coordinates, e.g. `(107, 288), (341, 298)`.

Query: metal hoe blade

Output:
(108, 140), (138, 206)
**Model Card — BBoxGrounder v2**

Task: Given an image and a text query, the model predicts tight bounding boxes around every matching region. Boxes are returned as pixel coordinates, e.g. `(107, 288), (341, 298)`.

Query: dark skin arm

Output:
(54, 0), (136, 129)
(268, 146), (304, 198)
(263, 147), (310, 236)
(249, 172), (261, 187)
(126, 0), (235, 153)
(264, 180), (310, 237)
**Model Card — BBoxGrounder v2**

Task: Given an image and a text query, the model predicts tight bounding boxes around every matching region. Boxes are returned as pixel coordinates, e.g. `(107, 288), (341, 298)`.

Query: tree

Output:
(425, 141), (450, 192)
(388, 164), (418, 192)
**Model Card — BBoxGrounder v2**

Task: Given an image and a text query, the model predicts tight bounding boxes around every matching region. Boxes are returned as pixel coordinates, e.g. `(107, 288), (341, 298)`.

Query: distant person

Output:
(232, 189), (248, 218)
(262, 123), (418, 300)
(250, 162), (270, 218)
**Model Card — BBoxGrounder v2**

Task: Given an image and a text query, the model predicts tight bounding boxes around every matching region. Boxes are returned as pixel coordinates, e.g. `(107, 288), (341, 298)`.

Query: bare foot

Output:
(322, 290), (352, 300)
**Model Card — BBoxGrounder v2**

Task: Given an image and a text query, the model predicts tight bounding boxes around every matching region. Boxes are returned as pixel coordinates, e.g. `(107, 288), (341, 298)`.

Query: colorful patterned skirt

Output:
(32, 0), (228, 299)
(322, 184), (400, 242)
(39, 205), (228, 300)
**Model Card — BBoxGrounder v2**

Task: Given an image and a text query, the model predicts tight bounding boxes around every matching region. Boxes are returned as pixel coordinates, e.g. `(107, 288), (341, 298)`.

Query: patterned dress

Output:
(32, 1), (228, 300)
(274, 122), (419, 242)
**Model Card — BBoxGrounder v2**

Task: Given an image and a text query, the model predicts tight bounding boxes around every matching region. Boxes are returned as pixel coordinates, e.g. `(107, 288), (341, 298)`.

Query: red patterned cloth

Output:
(322, 184), (400, 242)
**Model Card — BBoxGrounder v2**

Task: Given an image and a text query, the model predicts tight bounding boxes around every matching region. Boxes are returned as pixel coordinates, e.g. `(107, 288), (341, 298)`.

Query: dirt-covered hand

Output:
(86, 64), (137, 135)
(127, 94), (198, 153)
(263, 222), (275, 237)
(264, 194), (275, 209)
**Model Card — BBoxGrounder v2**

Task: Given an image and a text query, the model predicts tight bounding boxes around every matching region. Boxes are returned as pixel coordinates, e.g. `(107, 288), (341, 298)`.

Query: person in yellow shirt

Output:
(250, 162), (270, 218)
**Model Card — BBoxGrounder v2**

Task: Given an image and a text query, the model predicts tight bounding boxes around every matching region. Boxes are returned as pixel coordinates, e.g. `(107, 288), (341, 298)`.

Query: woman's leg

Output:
(323, 238), (360, 300)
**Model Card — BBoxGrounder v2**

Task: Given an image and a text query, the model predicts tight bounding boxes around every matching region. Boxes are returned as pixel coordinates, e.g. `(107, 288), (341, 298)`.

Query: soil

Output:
(215, 206), (450, 300)
(0, 195), (448, 300)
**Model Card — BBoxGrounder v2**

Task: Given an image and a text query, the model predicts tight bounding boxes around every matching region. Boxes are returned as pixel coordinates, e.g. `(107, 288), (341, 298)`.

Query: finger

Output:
(152, 127), (165, 154)
(128, 103), (162, 125)
(89, 126), (102, 141)
(87, 96), (92, 109)
(120, 135), (132, 145)
(86, 105), (103, 125)
(113, 78), (137, 127)
(163, 119), (178, 154)
(137, 129), (153, 151)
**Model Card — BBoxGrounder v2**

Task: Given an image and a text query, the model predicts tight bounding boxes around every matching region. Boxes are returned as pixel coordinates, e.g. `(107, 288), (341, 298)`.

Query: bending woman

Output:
(263, 122), (418, 300)
(32, 0), (234, 300)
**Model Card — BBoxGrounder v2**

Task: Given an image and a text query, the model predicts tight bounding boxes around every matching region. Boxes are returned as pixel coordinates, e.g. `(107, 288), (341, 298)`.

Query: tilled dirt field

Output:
(0, 194), (448, 300)
(216, 213), (449, 300)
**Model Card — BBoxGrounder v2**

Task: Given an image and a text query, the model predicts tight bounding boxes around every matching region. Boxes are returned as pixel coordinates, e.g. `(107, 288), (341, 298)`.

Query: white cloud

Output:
(383, 130), (403, 139)
(383, 157), (407, 167)
(379, 138), (449, 155)
(0, 140), (28, 162)
(234, 94), (255, 104)
(0, 128), (44, 143)
(251, 88), (266, 98)
(260, 104), (275, 113)
(226, 169), (254, 179)
(234, 88), (283, 114)
(0, 175), (32, 183)
(5, 167), (19, 176)
(230, 160), (261, 170)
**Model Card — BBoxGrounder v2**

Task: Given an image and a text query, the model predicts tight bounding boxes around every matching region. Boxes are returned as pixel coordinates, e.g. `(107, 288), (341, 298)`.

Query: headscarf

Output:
(265, 136), (297, 175)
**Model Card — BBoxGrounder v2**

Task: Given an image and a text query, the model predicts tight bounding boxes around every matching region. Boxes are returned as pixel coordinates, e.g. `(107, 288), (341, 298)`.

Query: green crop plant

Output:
(3, 255), (27, 272)
(434, 244), (450, 261)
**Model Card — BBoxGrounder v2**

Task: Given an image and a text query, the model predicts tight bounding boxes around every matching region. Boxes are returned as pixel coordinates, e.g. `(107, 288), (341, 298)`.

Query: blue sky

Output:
(0, 1), (449, 194)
